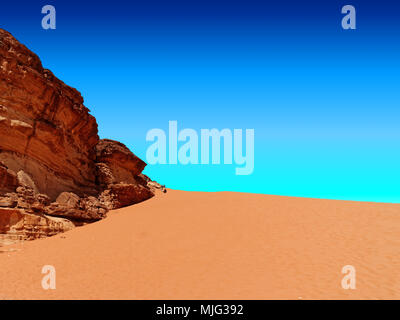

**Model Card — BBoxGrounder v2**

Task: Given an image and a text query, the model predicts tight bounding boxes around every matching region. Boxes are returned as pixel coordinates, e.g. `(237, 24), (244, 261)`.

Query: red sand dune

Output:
(1, 190), (400, 300)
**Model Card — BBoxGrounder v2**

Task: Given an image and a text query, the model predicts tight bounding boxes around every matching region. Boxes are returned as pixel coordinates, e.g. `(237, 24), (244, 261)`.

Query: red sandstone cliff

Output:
(0, 29), (164, 245)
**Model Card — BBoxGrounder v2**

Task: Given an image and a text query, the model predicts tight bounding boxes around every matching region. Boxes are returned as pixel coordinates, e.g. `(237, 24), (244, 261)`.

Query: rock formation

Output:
(0, 29), (164, 245)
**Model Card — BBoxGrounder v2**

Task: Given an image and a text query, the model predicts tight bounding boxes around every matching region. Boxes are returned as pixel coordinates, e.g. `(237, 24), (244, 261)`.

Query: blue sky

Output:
(1, 0), (399, 202)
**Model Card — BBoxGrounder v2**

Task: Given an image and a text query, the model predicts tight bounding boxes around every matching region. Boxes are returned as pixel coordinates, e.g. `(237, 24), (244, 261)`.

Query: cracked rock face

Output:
(0, 208), (75, 246)
(0, 29), (160, 245)
(0, 29), (99, 200)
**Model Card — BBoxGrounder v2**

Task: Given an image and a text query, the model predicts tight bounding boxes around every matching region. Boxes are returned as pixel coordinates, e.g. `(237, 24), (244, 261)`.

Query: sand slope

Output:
(1, 190), (400, 300)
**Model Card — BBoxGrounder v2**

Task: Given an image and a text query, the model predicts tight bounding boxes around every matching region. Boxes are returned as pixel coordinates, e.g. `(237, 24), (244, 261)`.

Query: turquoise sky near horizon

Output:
(1, 0), (399, 202)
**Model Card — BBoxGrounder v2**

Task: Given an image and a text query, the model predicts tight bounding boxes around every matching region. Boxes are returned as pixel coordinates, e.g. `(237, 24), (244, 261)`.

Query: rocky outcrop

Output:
(95, 139), (157, 209)
(0, 208), (74, 245)
(100, 183), (155, 210)
(0, 29), (159, 245)
(96, 139), (147, 180)
(45, 192), (108, 221)
(139, 174), (167, 194)
(0, 29), (99, 200)
(95, 139), (146, 186)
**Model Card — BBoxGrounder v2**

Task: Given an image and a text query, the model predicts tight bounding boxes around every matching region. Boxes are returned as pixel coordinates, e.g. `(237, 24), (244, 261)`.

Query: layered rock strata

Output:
(0, 29), (163, 244)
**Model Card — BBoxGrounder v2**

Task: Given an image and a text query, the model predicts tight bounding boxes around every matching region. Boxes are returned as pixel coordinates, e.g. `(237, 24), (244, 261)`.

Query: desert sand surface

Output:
(1, 190), (400, 300)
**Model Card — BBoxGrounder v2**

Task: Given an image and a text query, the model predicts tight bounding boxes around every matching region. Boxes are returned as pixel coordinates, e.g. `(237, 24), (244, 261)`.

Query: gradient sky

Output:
(1, 0), (399, 202)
